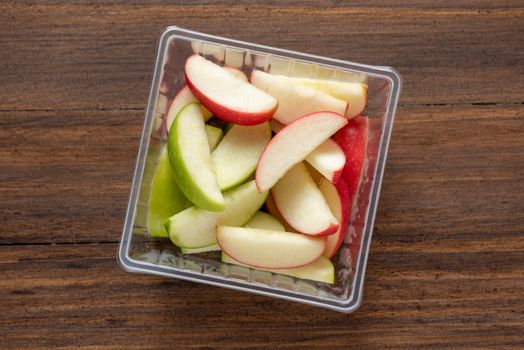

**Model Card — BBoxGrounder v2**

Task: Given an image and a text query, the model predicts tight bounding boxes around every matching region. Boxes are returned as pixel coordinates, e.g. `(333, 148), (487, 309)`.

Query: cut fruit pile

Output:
(148, 54), (369, 284)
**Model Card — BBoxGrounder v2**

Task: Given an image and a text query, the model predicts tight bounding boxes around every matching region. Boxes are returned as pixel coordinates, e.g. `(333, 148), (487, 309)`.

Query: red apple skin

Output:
(216, 227), (326, 269)
(309, 223), (339, 237)
(184, 57), (277, 125)
(331, 165), (344, 185)
(324, 177), (351, 258)
(333, 116), (368, 208)
(185, 73), (276, 125)
(255, 112), (348, 193)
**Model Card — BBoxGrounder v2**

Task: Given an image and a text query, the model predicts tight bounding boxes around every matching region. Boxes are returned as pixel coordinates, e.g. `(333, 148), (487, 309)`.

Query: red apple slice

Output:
(264, 193), (295, 232)
(222, 67), (248, 81)
(272, 163), (338, 236)
(333, 116), (369, 208)
(318, 177), (351, 258)
(165, 86), (212, 134)
(216, 225), (326, 269)
(185, 55), (278, 125)
(288, 78), (368, 119)
(250, 70), (348, 124)
(270, 120), (345, 183)
(256, 111), (348, 192)
(305, 139), (345, 184)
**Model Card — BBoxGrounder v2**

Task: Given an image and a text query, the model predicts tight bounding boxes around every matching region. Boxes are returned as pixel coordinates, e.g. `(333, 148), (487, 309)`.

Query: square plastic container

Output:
(118, 27), (402, 313)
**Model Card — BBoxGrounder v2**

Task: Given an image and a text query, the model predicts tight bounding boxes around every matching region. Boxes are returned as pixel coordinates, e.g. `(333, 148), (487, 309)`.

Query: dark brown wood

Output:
(0, 3), (523, 111)
(0, 241), (522, 349)
(2, 105), (523, 244)
(1, 1), (524, 348)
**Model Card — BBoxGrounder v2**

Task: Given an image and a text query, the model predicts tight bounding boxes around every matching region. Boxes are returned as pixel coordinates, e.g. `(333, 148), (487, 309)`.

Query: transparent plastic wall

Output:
(119, 28), (401, 312)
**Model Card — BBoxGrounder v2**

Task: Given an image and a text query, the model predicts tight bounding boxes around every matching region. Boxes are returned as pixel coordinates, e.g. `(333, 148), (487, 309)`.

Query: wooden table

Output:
(1, 1), (523, 349)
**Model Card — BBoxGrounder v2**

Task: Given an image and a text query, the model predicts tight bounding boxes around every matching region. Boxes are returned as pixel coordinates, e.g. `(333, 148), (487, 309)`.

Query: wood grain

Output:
(0, 241), (522, 349)
(1, 1), (524, 348)
(0, 3), (523, 111)
(2, 105), (523, 244)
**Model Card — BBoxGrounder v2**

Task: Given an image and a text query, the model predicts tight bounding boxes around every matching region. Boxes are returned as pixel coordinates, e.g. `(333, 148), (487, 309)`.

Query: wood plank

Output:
(11, 0), (524, 9)
(0, 3), (523, 111)
(1, 104), (523, 246)
(0, 109), (143, 244)
(0, 242), (522, 349)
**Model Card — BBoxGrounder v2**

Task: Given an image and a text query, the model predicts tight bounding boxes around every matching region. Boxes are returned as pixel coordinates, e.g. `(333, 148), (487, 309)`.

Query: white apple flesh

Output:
(304, 139), (346, 184)
(318, 177), (350, 258)
(212, 122), (271, 191)
(245, 211), (285, 232)
(165, 180), (268, 248)
(222, 67), (248, 81)
(269, 120), (345, 183)
(216, 226), (326, 269)
(250, 70), (348, 124)
(272, 163), (339, 236)
(221, 253), (334, 284)
(205, 125), (223, 151)
(255, 111), (348, 192)
(185, 55), (278, 125)
(288, 77), (368, 118)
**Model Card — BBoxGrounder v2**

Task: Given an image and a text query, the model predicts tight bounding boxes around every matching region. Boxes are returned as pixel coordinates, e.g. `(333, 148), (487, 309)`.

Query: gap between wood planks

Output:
(0, 101), (522, 114)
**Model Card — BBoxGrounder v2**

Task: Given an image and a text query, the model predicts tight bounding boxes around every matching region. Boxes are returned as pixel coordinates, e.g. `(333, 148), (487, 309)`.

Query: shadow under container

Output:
(118, 27), (402, 313)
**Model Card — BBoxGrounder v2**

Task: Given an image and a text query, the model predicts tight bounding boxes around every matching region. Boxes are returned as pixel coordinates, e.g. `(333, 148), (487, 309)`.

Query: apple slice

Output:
(304, 139), (346, 184)
(221, 253), (334, 284)
(288, 77), (368, 118)
(216, 226), (326, 269)
(318, 177), (351, 258)
(181, 243), (221, 255)
(212, 122), (271, 191)
(168, 103), (224, 211)
(148, 146), (190, 237)
(256, 111), (348, 192)
(222, 67), (248, 81)
(165, 180), (268, 248)
(250, 70), (348, 124)
(269, 120), (345, 183)
(205, 125), (223, 151)
(165, 85), (212, 135)
(272, 162), (338, 236)
(264, 193), (295, 232)
(333, 116), (369, 208)
(185, 55), (278, 125)
(245, 211), (285, 232)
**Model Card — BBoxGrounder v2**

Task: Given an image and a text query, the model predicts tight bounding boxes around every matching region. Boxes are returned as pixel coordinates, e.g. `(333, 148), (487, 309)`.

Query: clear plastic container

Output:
(118, 26), (402, 313)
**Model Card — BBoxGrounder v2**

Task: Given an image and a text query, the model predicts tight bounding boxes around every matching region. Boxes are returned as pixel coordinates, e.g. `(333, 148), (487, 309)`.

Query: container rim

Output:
(118, 26), (402, 313)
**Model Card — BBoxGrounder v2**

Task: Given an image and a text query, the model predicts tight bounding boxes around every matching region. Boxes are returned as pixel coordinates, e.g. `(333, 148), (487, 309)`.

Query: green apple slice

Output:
(212, 122), (271, 191)
(245, 211), (285, 232)
(221, 253), (334, 284)
(180, 243), (221, 254)
(205, 125), (223, 151)
(148, 146), (190, 237)
(168, 103), (225, 211)
(165, 180), (268, 248)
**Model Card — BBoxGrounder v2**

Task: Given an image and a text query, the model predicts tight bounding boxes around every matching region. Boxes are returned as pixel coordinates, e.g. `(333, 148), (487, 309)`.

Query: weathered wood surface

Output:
(1, 1), (523, 349)
(1, 2), (523, 111)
